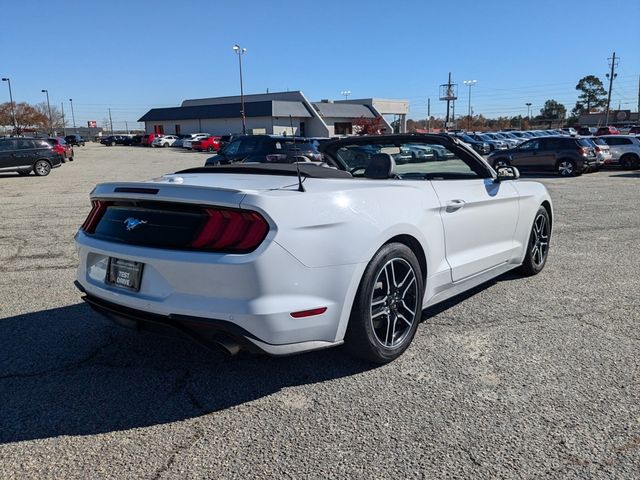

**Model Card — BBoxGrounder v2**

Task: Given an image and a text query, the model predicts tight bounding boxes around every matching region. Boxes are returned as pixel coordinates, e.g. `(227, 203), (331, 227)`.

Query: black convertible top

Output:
(176, 163), (353, 179)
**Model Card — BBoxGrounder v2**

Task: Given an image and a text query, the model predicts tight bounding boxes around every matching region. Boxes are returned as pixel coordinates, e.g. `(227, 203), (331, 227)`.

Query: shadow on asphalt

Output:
(610, 172), (640, 178)
(0, 269), (521, 444)
(0, 303), (373, 444)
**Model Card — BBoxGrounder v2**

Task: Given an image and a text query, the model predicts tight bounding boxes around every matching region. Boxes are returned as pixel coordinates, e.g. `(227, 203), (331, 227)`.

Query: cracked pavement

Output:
(0, 145), (639, 479)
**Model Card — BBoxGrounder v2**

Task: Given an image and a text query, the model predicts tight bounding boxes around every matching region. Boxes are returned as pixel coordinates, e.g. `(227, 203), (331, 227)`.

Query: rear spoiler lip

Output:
(90, 182), (247, 210)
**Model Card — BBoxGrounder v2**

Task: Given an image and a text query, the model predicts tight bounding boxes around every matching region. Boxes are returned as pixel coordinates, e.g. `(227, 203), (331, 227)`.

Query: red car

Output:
(595, 126), (620, 136)
(141, 133), (161, 147)
(46, 137), (74, 162)
(192, 136), (221, 152)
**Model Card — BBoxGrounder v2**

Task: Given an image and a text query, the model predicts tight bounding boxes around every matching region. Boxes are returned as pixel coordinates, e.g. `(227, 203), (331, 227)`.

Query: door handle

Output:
(446, 199), (465, 212)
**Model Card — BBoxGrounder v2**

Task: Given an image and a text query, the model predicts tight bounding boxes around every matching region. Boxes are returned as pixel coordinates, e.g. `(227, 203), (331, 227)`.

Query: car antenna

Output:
(289, 115), (305, 192)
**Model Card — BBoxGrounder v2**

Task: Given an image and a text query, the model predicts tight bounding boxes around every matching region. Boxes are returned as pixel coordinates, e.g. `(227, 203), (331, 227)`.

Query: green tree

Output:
(574, 75), (607, 115)
(540, 100), (566, 127)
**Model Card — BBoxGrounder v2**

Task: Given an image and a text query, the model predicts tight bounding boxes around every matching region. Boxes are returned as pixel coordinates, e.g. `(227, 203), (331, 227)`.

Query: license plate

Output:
(106, 257), (144, 291)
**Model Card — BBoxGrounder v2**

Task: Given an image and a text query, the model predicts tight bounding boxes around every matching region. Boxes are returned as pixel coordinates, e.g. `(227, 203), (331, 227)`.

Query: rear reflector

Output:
(189, 208), (269, 252)
(290, 307), (327, 318)
(81, 200), (107, 233)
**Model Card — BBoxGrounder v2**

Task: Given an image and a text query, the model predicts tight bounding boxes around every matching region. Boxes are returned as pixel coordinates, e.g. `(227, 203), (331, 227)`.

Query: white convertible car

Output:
(75, 134), (552, 363)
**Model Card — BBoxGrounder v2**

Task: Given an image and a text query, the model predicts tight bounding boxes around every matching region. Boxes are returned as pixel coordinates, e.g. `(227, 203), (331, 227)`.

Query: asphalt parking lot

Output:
(0, 143), (639, 479)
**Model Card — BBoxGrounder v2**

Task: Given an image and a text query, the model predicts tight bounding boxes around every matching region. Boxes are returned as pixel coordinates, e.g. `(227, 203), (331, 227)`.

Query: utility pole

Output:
(605, 51), (618, 126)
(108, 108), (114, 134)
(637, 75), (640, 124)
(69, 98), (77, 131)
(427, 98), (431, 132)
(61, 102), (66, 136)
(125, 121), (129, 134)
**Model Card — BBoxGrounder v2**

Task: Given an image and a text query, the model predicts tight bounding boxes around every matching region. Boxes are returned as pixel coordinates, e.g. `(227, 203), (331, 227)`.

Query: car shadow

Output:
(0, 173), (34, 180)
(610, 172), (640, 178)
(1, 270), (521, 445)
(0, 303), (373, 444)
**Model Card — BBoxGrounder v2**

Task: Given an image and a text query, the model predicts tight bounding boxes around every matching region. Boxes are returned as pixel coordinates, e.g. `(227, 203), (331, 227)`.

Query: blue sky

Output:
(2, 0), (638, 129)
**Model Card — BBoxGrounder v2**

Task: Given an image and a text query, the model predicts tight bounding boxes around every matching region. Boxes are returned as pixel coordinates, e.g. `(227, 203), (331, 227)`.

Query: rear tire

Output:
(620, 154), (639, 170)
(519, 206), (551, 276)
(33, 160), (51, 176)
(345, 243), (424, 364)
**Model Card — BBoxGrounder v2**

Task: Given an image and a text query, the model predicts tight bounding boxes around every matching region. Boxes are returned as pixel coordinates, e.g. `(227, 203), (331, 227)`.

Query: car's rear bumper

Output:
(75, 231), (360, 354)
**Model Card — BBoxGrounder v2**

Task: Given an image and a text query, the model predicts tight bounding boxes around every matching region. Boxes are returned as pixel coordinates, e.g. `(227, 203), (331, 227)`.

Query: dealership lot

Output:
(0, 144), (639, 479)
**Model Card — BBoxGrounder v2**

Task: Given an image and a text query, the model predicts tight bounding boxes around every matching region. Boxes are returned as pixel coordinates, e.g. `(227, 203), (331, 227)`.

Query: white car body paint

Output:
(75, 152), (552, 356)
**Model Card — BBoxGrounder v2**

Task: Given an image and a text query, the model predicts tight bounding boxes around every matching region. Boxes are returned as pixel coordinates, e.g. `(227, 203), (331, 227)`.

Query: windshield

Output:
(327, 140), (490, 180)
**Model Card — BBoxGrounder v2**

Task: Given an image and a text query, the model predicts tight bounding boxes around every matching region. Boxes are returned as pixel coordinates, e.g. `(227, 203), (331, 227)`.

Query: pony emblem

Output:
(123, 217), (148, 231)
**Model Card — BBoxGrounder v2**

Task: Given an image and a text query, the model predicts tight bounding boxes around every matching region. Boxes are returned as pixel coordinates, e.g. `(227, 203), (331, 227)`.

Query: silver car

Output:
(599, 135), (640, 169)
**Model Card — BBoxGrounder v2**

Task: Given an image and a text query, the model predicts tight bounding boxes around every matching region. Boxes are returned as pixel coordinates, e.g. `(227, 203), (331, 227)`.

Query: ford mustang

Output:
(75, 134), (552, 363)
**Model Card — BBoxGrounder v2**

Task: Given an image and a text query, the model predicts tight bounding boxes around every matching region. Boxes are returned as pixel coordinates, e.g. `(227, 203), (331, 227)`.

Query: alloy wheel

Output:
(558, 161), (574, 176)
(530, 212), (550, 268)
(369, 258), (418, 348)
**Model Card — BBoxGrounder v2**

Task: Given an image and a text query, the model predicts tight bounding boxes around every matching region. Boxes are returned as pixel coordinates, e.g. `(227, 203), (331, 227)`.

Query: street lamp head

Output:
(463, 80), (477, 86)
(1, 78), (8, 82)
(233, 44), (239, 51)
(41, 89), (47, 93)
(69, 98), (73, 102)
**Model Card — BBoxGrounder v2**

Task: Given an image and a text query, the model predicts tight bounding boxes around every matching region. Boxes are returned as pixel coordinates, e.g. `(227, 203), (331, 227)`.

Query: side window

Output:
(237, 138), (259, 154)
(0, 139), (16, 151)
(520, 140), (539, 150)
(604, 138), (623, 146)
(224, 140), (241, 155)
(17, 139), (35, 150)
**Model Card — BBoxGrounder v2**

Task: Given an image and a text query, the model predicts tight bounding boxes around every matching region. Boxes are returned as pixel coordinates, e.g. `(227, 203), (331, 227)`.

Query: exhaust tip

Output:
(212, 335), (242, 356)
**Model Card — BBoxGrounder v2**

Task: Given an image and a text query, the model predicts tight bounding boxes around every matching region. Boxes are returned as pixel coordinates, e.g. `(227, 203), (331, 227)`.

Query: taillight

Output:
(189, 208), (269, 252)
(81, 200), (107, 233)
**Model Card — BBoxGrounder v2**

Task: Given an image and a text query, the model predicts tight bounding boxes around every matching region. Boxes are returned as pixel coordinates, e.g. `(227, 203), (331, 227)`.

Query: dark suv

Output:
(488, 136), (597, 176)
(65, 134), (85, 146)
(100, 135), (129, 146)
(205, 135), (322, 166)
(0, 137), (63, 176)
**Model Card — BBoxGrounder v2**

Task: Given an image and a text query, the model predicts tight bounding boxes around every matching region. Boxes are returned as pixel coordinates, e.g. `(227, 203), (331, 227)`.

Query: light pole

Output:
(463, 80), (477, 130)
(341, 90), (351, 100)
(41, 89), (52, 135)
(61, 102), (66, 136)
(69, 98), (77, 131)
(232, 44), (247, 135)
(2, 78), (17, 134)
(525, 102), (532, 123)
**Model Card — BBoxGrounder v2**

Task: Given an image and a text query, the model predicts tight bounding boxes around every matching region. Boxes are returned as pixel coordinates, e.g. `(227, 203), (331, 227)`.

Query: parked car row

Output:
(486, 135), (640, 176)
(0, 136), (79, 176)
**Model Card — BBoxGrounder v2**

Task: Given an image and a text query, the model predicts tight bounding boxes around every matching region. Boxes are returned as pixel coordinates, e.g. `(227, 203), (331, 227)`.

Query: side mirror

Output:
(495, 165), (520, 181)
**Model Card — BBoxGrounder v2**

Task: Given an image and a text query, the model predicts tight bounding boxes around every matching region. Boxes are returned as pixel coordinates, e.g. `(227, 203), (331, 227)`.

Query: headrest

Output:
(364, 153), (396, 179)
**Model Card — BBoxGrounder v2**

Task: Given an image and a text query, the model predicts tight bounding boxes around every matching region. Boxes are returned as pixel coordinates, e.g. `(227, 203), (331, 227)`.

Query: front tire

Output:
(519, 206), (551, 276)
(345, 243), (424, 364)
